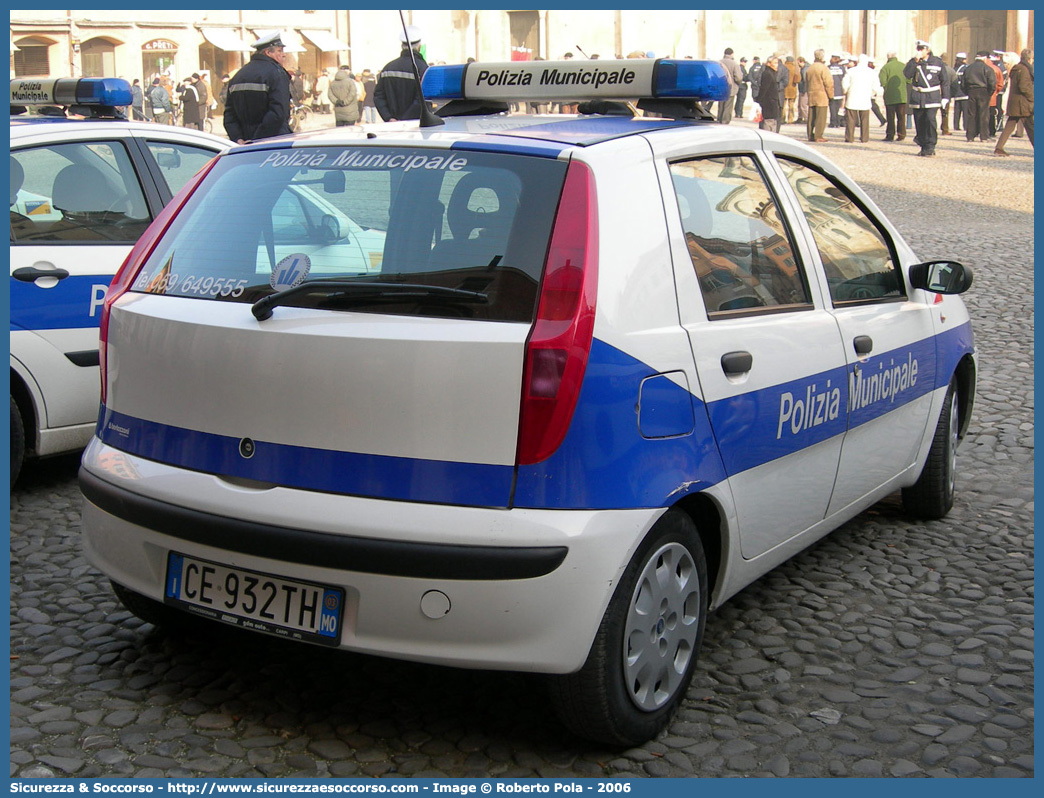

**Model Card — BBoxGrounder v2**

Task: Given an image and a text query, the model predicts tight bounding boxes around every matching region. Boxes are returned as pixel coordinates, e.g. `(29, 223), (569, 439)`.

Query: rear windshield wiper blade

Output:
(252, 280), (488, 320)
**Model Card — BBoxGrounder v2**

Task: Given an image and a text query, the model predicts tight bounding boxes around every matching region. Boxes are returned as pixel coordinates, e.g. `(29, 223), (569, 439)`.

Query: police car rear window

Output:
(129, 146), (568, 323)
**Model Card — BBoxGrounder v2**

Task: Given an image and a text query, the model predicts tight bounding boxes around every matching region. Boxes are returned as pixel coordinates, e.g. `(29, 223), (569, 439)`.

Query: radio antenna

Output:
(399, 10), (444, 127)
(575, 45), (591, 59)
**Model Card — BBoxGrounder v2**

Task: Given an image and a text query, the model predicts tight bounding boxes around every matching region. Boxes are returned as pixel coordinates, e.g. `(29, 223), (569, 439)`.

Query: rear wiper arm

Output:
(252, 279), (488, 320)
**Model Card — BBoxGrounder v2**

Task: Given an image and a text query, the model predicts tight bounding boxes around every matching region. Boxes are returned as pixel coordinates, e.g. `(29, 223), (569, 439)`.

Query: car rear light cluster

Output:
(98, 158), (219, 404)
(516, 160), (598, 465)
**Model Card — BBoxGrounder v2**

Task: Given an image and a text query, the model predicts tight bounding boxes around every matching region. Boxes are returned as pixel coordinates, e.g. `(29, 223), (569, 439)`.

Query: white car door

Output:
(655, 141), (849, 561)
(10, 135), (152, 431)
(769, 153), (937, 516)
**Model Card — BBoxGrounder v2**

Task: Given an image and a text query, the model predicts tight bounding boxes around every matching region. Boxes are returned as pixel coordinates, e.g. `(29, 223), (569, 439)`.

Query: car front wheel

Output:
(902, 378), (959, 519)
(549, 510), (708, 746)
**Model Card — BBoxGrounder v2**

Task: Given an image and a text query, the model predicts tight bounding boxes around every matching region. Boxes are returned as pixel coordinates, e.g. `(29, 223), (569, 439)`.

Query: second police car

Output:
(9, 77), (229, 484)
(78, 59), (976, 745)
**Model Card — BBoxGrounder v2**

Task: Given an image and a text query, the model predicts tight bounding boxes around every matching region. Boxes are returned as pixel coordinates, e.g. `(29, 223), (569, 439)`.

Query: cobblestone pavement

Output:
(10, 118), (1033, 779)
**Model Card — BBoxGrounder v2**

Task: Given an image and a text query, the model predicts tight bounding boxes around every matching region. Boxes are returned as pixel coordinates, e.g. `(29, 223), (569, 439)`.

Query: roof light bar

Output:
(10, 77), (133, 108)
(422, 59), (730, 104)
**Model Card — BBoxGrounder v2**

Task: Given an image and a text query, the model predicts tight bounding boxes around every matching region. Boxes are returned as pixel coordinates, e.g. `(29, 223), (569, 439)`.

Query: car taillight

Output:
(99, 157), (219, 404)
(516, 160), (598, 466)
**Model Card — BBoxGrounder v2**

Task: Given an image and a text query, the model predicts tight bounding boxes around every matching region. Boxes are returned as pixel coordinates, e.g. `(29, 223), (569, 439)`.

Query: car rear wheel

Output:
(549, 510), (707, 746)
(10, 395), (25, 487)
(902, 379), (959, 519)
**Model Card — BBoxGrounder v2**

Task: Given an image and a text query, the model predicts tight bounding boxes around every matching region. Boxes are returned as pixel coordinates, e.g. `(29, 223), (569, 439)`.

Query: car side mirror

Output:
(323, 171), (346, 194)
(908, 260), (973, 295)
(319, 213), (342, 244)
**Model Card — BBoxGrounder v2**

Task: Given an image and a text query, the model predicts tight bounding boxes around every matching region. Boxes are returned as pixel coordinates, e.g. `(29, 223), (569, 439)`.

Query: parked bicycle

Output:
(172, 100), (214, 134)
(291, 102), (312, 133)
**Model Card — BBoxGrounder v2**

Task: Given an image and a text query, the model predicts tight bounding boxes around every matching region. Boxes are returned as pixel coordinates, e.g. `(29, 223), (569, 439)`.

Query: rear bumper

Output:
(80, 467), (567, 581)
(79, 439), (662, 673)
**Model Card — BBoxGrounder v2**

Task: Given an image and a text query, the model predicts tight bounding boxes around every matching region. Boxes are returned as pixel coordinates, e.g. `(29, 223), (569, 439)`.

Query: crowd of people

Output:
(118, 29), (1033, 158)
(122, 71), (214, 129)
(713, 44), (1033, 157)
(118, 31), (391, 141)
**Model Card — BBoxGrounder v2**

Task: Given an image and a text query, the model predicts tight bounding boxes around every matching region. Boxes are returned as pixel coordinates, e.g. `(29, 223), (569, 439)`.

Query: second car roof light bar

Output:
(10, 77), (133, 118)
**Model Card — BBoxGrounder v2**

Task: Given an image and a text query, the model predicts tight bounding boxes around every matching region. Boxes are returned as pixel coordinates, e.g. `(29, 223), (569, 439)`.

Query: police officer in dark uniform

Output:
(904, 40), (949, 156)
(950, 53), (969, 132)
(223, 31), (293, 144)
(734, 57), (749, 119)
(374, 25), (429, 122)
(961, 51), (997, 143)
(828, 53), (846, 127)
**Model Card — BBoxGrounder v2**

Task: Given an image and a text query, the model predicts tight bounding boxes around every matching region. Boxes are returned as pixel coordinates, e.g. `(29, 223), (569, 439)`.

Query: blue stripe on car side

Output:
(516, 324), (972, 508)
(10, 275), (111, 331)
(95, 322), (973, 511)
(932, 320), (975, 388)
(846, 334), (937, 430)
(705, 363), (849, 479)
(513, 339), (728, 510)
(95, 408), (515, 507)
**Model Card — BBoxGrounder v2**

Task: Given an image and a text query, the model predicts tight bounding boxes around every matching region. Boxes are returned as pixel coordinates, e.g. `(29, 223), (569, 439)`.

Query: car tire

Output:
(902, 379), (959, 519)
(10, 395), (24, 487)
(548, 510), (708, 746)
(110, 580), (195, 631)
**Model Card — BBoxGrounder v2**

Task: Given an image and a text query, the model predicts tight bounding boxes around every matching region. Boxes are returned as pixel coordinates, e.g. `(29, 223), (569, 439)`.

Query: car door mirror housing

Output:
(319, 213), (342, 244)
(908, 260), (973, 295)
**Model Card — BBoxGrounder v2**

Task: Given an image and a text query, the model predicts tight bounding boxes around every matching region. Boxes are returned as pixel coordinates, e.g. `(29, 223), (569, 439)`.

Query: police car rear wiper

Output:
(251, 280), (487, 320)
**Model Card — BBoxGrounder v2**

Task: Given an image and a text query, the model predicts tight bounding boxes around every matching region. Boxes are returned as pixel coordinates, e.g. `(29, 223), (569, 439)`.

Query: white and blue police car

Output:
(9, 77), (229, 484)
(78, 59), (976, 745)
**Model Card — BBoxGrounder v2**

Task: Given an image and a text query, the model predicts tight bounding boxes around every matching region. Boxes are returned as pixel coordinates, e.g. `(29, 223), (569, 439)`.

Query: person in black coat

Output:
(374, 25), (429, 122)
(961, 51), (996, 143)
(756, 57), (782, 132)
(223, 31), (293, 144)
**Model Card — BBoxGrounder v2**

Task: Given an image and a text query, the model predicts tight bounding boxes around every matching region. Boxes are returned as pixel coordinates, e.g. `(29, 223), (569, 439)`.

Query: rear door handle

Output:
(853, 335), (873, 356)
(721, 350), (753, 376)
(13, 266), (70, 282)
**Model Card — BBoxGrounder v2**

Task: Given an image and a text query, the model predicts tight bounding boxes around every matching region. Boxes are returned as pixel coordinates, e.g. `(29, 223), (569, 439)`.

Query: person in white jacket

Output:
(841, 54), (876, 142)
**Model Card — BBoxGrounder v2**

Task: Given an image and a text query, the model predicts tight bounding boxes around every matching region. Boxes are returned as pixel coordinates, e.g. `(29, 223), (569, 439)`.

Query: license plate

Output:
(164, 552), (344, 646)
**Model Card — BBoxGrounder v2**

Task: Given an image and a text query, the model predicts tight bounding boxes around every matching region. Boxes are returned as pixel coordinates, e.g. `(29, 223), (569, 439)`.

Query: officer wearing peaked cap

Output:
(904, 39), (949, 156)
(223, 30), (293, 143)
(374, 25), (429, 122)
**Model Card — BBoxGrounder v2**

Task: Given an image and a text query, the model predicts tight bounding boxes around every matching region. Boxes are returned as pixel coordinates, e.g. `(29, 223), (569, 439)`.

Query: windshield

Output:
(130, 146), (568, 322)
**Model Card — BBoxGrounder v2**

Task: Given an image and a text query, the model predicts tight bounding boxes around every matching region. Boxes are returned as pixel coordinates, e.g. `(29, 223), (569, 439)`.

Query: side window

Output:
(145, 141), (220, 196)
(777, 156), (903, 304)
(669, 155), (811, 316)
(10, 141), (150, 244)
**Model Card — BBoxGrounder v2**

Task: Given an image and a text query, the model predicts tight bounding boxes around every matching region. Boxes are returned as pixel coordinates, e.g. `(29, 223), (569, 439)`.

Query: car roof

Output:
(10, 115), (230, 148)
(231, 113), (772, 159)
